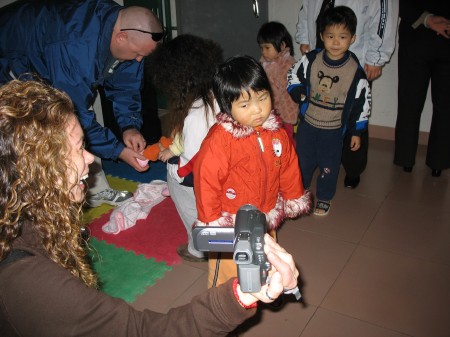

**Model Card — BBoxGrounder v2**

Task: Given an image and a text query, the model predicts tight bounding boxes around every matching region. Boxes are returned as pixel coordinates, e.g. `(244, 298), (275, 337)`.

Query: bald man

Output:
(0, 0), (164, 207)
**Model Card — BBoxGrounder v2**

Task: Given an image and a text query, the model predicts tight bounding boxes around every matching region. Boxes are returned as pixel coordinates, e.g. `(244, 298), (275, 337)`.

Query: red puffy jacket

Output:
(194, 112), (312, 230)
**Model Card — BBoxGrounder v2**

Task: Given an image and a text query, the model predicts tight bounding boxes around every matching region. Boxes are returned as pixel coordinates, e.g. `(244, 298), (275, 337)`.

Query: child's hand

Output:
(350, 135), (361, 151)
(158, 148), (175, 162)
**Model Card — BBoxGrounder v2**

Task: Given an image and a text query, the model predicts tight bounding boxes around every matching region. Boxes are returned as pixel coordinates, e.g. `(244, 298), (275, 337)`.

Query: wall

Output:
(0, 0), (433, 142)
(175, 0), (268, 60)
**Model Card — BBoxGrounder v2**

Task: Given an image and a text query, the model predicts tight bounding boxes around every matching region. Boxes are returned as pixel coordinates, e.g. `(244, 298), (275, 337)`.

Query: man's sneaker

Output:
(86, 189), (133, 207)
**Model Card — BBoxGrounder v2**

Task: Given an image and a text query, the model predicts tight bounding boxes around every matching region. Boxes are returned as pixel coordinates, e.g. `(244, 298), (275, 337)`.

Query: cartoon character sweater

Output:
(287, 49), (371, 137)
(193, 111), (312, 230)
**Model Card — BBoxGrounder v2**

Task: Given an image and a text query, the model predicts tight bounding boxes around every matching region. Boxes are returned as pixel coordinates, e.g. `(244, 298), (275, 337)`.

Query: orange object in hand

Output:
(142, 136), (173, 161)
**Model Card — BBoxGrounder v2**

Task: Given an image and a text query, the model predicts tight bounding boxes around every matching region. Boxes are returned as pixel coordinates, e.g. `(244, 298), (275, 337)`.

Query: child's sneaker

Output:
(313, 200), (331, 216)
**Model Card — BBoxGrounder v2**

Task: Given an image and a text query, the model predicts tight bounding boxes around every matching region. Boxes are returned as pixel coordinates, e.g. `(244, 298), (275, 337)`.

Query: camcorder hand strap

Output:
(283, 286), (302, 300)
(212, 252), (221, 288)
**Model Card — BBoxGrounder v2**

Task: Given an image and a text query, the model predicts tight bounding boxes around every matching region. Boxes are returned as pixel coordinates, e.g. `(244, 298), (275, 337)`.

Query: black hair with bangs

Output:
(319, 6), (357, 36)
(212, 55), (273, 115)
(257, 21), (294, 56)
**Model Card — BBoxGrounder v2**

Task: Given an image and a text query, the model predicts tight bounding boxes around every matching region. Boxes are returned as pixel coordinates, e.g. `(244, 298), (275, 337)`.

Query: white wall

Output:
(0, 0), (433, 132)
(268, 0), (433, 133)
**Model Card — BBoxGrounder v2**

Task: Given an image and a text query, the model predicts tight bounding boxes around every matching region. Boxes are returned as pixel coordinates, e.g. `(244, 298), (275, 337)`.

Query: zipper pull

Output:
(256, 131), (264, 152)
(108, 60), (120, 74)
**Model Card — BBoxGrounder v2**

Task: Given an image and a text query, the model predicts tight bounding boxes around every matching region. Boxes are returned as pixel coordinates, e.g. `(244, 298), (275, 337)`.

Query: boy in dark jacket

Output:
(287, 6), (371, 216)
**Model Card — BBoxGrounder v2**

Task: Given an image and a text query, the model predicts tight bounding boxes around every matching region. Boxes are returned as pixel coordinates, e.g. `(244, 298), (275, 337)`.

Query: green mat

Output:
(88, 238), (171, 303)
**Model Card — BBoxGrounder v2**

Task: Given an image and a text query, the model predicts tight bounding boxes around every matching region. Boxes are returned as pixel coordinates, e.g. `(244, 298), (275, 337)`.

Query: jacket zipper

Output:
(256, 130), (267, 207)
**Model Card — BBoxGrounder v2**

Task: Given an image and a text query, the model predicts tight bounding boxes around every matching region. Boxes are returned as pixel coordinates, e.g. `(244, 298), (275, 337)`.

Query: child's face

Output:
(260, 43), (283, 62)
(231, 89), (272, 128)
(320, 24), (356, 61)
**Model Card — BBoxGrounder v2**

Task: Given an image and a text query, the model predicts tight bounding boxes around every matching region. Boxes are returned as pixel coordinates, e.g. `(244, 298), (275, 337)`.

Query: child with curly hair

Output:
(193, 55), (312, 288)
(257, 21), (299, 144)
(146, 34), (223, 262)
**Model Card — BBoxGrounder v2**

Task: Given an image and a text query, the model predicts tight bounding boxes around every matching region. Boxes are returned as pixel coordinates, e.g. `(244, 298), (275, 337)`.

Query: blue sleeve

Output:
(57, 79), (126, 159)
(102, 60), (144, 132)
(52, 79), (126, 160)
(50, 53), (145, 160)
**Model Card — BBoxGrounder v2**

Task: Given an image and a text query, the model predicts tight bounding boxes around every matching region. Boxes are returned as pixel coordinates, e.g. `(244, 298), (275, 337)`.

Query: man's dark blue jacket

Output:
(0, 0), (144, 159)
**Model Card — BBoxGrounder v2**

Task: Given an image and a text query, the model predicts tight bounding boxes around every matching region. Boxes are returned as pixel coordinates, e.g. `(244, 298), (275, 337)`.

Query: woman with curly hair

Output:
(0, 79), (97, 287)
(0, 79), (300, 336)
(145, 34), (224, 262)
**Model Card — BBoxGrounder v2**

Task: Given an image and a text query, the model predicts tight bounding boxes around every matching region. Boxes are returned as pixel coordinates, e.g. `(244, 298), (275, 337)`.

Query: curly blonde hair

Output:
(0, 79), (97, 287)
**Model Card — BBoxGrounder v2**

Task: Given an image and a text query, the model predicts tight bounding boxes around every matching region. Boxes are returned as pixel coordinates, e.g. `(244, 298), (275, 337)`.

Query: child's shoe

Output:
(313, 200), (331, 216)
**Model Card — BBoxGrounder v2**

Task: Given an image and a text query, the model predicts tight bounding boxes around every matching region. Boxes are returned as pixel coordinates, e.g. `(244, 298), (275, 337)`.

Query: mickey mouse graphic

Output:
(312, 71), (340, 108)
(317, 71), (339, 94)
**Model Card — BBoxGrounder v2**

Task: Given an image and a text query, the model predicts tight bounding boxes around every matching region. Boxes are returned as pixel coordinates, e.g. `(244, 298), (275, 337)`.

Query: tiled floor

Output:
(131, 138), (450, 337)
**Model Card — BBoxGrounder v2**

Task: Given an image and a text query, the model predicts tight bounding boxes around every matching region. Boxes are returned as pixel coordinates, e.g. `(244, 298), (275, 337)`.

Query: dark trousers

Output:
(296, 122), (342, 201)
(395, 24), (450, 170)
(342, 130), (368, 179)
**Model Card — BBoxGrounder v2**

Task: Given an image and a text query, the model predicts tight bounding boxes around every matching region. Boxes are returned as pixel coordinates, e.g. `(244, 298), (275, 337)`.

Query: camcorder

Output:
(193, 204), (271, 292)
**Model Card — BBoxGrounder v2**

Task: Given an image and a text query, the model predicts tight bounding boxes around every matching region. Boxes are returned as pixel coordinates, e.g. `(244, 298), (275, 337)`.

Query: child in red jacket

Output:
(193, 56), (312, 288)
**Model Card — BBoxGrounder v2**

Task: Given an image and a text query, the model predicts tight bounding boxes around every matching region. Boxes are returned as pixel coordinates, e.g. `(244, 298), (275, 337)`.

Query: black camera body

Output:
(193, 204), (271, 292)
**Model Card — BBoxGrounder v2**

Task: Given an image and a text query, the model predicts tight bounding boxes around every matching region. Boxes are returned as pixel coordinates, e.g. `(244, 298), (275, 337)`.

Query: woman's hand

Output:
(236, 234), (299, 306)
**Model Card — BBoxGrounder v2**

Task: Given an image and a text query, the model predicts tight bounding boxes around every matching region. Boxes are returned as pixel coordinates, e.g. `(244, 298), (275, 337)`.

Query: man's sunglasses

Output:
(120, 27), (166, 42)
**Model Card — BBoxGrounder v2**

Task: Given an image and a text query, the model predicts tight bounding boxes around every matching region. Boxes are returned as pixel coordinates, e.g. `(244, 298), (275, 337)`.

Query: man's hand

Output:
(119, 147), (149, 172)
(364, 64), (382, 81)
(123, 128), (146, 153)
(300, 44), (310, 55)
(426, 15), (450, 39)
(350, 135), (361, 151)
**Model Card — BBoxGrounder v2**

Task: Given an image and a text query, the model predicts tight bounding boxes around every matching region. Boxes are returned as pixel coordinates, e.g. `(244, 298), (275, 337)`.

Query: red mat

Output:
(88, 198), (187, 265)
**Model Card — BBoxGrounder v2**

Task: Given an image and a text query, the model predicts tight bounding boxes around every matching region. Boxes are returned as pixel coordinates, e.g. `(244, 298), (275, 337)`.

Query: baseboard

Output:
(369, 125), (429, 146)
